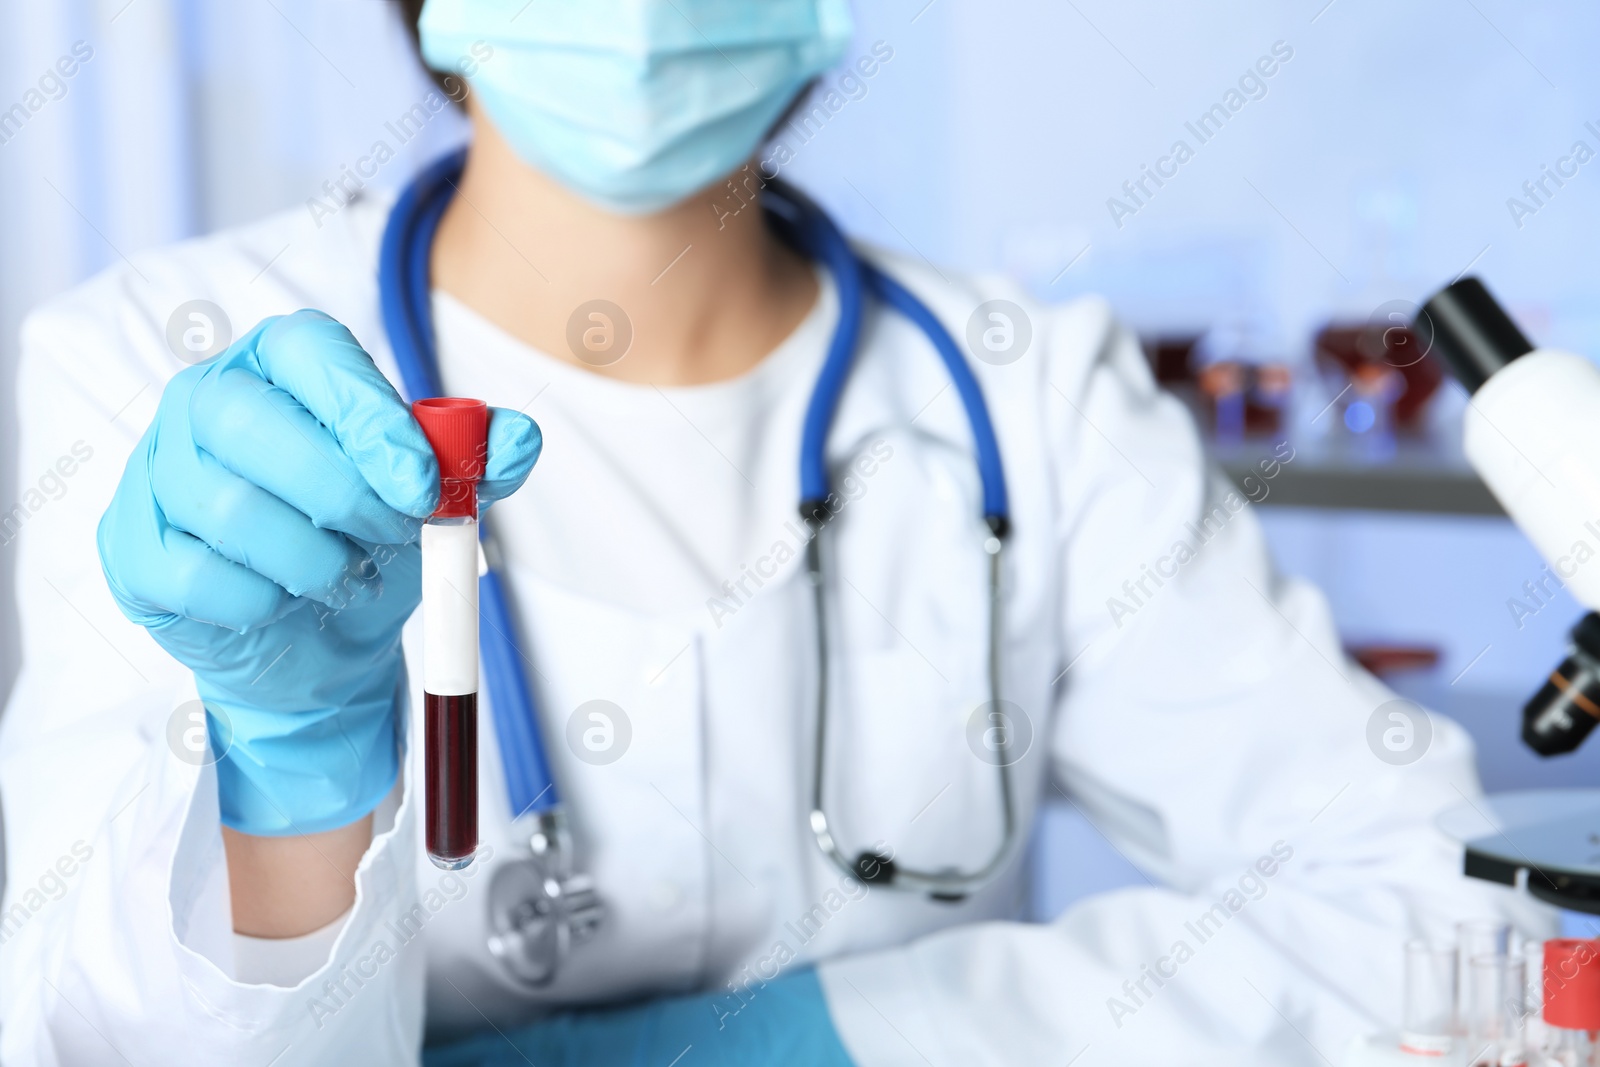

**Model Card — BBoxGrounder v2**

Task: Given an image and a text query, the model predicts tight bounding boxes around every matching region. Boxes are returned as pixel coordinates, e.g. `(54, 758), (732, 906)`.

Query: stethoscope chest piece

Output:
(485, 816), (603, 987)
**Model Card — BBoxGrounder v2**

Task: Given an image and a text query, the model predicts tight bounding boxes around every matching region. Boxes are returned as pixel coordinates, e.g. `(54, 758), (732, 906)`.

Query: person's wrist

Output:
(223, 815), (373, 937)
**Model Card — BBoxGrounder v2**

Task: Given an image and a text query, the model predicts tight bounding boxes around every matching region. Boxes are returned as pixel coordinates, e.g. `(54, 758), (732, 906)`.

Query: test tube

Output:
(1464, 953), (1527, 1067)
(413, 398), (488, 871)
(1525, 938), (1549, 1058)
(1543, 939), (1600, 1067)
(1459, 920), (1513, 997)
(1403, 939), (1459, 1056)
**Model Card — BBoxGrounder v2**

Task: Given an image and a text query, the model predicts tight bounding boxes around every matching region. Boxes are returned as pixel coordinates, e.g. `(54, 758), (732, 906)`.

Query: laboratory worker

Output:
(0, 1), (1551, 1065)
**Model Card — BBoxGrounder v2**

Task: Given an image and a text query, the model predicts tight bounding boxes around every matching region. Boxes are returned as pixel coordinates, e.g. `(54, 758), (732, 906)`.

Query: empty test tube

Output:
(1403, 939), (1458, 1057)
(1464, 952), (1527, 1067)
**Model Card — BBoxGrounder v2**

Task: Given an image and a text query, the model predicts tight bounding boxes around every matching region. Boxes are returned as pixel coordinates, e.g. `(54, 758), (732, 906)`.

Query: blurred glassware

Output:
(1168, 321), (1294, 441)
(1198, 359), (1248, 440)
(1144, 334), (1202, 387)
(1313, 321), (1444, 438)
(1405, 939), (1459, 1057)
(1460, 920), (1513, 1009)
(1524, 938), (1548, 1063)
(1464, 952), (1527, 1066)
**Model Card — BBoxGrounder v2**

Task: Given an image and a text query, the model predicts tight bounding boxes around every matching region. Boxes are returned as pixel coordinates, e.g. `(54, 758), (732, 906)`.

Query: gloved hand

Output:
(99, 310), (541, 835)
(423, 967), (855, 1067)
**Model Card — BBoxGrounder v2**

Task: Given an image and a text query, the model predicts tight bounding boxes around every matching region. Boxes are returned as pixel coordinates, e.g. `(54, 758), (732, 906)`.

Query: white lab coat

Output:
(0, 187), (1553, 1067)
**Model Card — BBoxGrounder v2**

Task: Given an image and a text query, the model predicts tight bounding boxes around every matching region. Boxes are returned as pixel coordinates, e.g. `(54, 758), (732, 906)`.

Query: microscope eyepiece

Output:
(1416, 276), (1533, 394)
(1524, 613), (1600, 756)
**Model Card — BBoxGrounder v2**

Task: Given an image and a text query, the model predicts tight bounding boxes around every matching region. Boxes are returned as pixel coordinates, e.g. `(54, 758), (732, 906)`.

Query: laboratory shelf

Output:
(1212, 434), (1504, 516)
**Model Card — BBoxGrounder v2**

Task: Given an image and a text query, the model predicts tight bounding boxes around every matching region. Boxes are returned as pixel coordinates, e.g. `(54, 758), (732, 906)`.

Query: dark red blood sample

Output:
(425, 691), (477, 868)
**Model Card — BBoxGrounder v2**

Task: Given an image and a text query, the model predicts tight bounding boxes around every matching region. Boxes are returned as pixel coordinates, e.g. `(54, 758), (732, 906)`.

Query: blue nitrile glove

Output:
(99, 310), (541, 835)
(423, 967), (854, 1067)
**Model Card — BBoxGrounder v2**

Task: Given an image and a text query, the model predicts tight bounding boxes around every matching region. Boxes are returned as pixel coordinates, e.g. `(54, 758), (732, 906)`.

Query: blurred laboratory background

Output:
(2, 0), (1598, 917)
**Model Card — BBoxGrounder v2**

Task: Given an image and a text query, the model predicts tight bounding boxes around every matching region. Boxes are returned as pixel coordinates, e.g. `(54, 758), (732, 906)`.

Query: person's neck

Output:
(430, 113), (818, 387)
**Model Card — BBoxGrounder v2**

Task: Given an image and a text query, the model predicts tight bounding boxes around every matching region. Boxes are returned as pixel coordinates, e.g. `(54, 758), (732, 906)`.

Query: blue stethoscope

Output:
(380, 148), (1016, 988)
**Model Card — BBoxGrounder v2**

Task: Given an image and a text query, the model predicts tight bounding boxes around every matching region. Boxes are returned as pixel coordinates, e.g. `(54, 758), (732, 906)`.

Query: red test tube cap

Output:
(1545, 939), (1600, 1029)
(413, 398), (487, 518)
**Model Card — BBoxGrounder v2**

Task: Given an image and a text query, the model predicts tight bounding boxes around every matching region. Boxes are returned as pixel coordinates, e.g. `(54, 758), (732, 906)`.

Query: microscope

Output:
(1342, 281), (1600, 1067)
(1419, 279), (1600, 758)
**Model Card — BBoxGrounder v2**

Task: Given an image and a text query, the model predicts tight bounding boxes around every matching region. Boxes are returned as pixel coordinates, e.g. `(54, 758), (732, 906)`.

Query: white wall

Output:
(786, 0), (1600, 352)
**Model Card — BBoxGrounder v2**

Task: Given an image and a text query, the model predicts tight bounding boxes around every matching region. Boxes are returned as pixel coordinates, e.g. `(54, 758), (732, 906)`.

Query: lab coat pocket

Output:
(830, 645), (1007, 878)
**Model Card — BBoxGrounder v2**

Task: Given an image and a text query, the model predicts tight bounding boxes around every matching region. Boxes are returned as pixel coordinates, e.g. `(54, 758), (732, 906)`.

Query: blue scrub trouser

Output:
(422, 966), (856, 1067)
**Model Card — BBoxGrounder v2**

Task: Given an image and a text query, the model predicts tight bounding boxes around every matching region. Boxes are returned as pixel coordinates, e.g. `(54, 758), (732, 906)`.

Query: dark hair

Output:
(395, 0), (455, 96)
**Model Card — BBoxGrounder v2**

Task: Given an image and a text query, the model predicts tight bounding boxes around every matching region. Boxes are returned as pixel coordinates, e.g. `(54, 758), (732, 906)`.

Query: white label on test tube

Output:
(422, 522), (479, 696)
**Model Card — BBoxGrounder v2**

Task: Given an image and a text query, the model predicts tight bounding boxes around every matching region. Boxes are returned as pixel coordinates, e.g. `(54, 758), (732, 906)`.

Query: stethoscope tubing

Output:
(379, 149), (1018, 897)
(380, 147), (560, 820)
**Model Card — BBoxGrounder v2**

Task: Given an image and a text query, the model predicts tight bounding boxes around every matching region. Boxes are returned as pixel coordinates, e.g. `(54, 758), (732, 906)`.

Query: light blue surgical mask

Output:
(419, 0), (853, 215)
